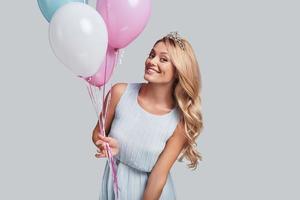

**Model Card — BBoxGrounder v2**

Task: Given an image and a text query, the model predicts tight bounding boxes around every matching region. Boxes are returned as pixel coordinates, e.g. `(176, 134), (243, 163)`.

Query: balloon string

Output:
(102, 46), (108, 128)
(99, 85), (120, 199)
(101, 42), (120, 200)
(86, 81), (120, 199)
(86, 84), (99, 116)
(85, 16), (121, 199)
(108, 50), (120, 200)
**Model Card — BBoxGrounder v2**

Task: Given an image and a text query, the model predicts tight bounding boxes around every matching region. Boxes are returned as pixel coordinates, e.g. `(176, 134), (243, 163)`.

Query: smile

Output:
(146, 67), (160, 74)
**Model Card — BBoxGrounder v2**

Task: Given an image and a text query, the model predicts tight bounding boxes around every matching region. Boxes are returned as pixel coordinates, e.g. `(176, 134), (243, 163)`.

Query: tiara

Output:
(165, 31), (185, 50)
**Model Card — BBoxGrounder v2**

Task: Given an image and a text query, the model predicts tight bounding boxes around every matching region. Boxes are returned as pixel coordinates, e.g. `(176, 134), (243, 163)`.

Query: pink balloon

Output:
(83, 46), (119, 87)
(96, 0), (151, 49)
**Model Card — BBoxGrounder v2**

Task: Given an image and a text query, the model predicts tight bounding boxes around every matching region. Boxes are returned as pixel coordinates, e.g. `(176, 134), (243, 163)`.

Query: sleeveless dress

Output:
(100, 82), (180, 200)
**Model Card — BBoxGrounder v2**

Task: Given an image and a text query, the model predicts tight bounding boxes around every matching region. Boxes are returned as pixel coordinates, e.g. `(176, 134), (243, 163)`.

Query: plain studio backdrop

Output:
(0, 0), (299, 199)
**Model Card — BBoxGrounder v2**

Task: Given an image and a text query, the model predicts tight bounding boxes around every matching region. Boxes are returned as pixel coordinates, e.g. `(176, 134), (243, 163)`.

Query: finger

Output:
(95, 153), (106, 158)
(110, 139), (118, 147)
(99, 146), (107, 155)
(96, 144), (106, 153)
(95, 140), (102, 146)
(95, 139), (106, 147)
(96, 148), (107, 157)
(99, 140), (111, 149)
(100, 136), (118, 148)
(101, 142), (106, 148)
(96, 138), (107, 144)
(104, 140), (117, 149)
(97, 148), (104, 153)
(99, 135), (111, 143)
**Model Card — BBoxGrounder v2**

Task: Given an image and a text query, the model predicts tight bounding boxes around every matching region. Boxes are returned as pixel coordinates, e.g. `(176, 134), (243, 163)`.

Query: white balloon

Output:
(49, 2), (108, 77)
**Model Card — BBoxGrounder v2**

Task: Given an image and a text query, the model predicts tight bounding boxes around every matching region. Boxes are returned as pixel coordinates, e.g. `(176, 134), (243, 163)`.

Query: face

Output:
(144, 42), (177, 84)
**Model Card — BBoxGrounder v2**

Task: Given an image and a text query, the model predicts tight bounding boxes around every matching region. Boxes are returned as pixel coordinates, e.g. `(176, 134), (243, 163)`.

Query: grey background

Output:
(0, 0), (299, 199)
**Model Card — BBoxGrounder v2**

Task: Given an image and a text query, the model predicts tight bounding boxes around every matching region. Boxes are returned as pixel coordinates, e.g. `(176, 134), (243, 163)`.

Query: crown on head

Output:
(165, 31), (185, 50)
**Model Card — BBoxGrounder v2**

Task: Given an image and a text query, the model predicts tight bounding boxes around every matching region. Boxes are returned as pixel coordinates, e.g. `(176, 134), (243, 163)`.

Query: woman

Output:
(92, 32), (204, 200)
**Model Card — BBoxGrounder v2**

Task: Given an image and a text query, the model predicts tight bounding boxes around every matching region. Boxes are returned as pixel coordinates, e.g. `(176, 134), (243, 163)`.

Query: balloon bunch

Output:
(37, 0), (151, 199)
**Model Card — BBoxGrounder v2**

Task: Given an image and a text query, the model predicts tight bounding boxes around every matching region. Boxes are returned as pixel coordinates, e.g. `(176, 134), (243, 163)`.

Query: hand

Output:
(94, 134), (119, 158)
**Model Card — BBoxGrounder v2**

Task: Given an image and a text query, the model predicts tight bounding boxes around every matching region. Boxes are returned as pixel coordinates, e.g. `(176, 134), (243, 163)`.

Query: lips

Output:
(146, 66), (160, 73)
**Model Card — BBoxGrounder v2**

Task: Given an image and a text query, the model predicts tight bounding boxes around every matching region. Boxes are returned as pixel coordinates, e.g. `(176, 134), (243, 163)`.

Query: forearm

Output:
(92, 127), (100, 143)
(92, 119), (111, 144)
(143, 174), (167, 200)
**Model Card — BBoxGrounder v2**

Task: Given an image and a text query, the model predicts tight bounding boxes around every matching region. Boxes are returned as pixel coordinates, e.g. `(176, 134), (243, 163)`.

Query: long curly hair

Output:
(154, 35), (204, 170)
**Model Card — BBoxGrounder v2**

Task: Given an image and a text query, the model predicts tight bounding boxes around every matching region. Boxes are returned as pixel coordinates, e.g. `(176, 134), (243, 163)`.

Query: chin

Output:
(143, 75), (150, 82)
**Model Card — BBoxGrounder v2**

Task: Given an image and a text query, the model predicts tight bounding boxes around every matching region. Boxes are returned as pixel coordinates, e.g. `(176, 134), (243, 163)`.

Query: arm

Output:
(143, 121), (188, 200)
(92, 83), (127, 144)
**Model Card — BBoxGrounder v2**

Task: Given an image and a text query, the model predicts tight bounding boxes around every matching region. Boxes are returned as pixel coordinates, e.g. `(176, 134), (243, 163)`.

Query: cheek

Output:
(163, 64), (175, 74)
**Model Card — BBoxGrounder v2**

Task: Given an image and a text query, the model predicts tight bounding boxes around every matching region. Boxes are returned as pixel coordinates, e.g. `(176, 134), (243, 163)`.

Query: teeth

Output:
(147, 68), (158, 73)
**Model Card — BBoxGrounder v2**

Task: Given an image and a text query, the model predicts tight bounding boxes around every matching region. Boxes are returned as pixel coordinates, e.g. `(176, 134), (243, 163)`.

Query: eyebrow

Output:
(151, 49), (169, 55)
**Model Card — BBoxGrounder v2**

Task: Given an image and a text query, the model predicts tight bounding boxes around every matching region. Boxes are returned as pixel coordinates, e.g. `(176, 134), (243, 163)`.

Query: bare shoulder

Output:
(96, 83), (129, 136)
(111, 82), (128, 99)
(111, 82), (128, 94)
(109, 82), (128, 107)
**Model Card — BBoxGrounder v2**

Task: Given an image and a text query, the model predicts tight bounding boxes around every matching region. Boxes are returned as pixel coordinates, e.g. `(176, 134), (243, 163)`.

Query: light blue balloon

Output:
(37, 0), (86, 22)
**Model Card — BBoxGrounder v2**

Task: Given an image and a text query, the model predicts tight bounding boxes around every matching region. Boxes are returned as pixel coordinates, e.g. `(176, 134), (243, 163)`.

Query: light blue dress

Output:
(100, 82), (180, 200)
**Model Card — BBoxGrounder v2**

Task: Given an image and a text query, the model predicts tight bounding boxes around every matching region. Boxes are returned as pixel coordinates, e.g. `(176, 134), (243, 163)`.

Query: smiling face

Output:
(144, 42), (177, 84)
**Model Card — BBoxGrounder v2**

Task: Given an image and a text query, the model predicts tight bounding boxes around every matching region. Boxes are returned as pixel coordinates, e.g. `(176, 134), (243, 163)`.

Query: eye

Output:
(160, 58), (168, 62)
(148, 52), (155, 58)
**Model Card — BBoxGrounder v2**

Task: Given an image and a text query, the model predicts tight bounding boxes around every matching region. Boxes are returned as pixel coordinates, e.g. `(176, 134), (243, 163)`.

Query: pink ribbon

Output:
(85, 47), (121, 199)
(86, 81), (120, 200)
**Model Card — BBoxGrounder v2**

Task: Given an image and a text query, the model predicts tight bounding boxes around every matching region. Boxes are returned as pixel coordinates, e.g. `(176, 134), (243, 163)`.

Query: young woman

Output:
(92, 32), (203, 200)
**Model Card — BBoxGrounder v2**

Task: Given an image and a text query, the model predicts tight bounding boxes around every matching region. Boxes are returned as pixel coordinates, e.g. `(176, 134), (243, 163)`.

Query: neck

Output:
(140, 82), (176, 109)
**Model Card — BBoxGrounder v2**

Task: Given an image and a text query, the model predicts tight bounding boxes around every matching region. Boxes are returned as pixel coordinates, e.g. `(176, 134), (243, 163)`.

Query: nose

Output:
(148, 56), (158, 66)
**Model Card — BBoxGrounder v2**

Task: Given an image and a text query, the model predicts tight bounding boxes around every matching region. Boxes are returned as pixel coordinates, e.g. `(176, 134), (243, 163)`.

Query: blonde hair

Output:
(155, 35), (204, 170)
